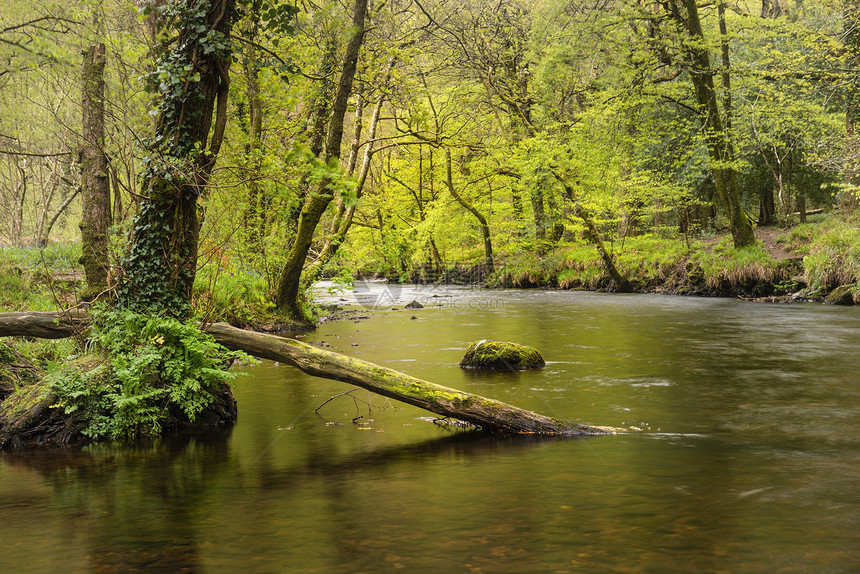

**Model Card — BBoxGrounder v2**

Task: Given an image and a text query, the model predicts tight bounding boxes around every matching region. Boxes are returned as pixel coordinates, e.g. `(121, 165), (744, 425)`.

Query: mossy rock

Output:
(824, 284), (857, 306)
(459, 340), (545, 371)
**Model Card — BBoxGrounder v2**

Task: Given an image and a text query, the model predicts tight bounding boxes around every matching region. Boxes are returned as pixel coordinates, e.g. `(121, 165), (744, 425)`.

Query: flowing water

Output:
(1, 284), (859, 573)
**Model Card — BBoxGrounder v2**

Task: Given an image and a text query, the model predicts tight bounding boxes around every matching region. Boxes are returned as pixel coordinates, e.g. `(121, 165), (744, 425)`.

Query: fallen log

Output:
(0, 311), (607, 436)
(206, 323), (604, 435)
(0, 309), (90, 339)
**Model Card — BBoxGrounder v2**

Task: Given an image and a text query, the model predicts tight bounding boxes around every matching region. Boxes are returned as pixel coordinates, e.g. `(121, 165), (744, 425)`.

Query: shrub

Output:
(50, 309), (246, 440)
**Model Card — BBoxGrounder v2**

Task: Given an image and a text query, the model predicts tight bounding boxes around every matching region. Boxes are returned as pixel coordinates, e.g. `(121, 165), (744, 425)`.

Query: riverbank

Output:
(379, 218), (859, 306)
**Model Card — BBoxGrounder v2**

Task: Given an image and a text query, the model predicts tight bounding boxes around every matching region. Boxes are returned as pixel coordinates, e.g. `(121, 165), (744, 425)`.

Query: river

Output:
(1, 284), (858, 573)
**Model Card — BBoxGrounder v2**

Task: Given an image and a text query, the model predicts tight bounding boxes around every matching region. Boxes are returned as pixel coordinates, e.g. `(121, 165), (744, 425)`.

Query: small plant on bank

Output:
(803, 221), (860, 292)
(50, 309), (247, 440)
(692, 238), (784, 290)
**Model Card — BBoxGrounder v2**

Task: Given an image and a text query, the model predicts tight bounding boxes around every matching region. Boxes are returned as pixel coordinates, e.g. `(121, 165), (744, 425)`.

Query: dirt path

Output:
(755, 227), (797, 261)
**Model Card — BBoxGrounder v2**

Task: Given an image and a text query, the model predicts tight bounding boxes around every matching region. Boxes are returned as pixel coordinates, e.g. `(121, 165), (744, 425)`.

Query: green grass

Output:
(0, 242), (82, 273)
(802, 221), (860, 291)
(0, 243), (83, 311)
(690, 237), (785, 290)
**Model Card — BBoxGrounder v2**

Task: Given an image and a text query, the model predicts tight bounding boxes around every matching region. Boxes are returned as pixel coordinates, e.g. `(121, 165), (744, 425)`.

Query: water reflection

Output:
(1, 288), (859, 572)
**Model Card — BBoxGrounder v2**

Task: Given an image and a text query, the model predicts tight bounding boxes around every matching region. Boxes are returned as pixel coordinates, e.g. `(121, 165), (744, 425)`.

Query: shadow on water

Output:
(2, 288), (860, 573)
(0, 427), (601, 573)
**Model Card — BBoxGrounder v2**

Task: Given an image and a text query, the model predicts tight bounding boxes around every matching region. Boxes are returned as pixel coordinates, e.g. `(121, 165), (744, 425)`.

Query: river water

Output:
(1, 284), (858, 573)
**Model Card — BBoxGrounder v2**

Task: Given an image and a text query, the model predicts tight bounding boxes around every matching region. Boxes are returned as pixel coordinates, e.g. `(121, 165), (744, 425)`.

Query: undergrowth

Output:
(0, 243), (83, 311)
(193, 263), (272, 324)
(802, 221), (860, 291)
(49, 309), (247, 440)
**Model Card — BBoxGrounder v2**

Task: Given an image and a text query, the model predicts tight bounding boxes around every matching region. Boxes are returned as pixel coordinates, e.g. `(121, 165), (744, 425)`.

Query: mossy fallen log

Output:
(0, 311), (607, 437)
(0, 309), (90, 339)
(206, 323), (604, 435)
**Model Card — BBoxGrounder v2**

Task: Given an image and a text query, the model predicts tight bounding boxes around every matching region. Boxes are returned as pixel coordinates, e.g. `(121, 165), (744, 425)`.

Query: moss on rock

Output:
(824, 284), (857, 305)
(459, 340), (545, 371)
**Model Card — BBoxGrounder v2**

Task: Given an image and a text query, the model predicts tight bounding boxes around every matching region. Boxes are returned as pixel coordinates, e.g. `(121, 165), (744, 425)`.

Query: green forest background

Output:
(3, 0), (860, 324)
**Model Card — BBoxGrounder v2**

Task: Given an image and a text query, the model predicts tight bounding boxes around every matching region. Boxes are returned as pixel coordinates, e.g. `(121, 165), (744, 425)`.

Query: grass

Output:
(802, 221), (860, 291)
(775, 215), (860, 292)
(689, 237), (786, 291)
(0, 243), (83, 311)
(495, 235), (693, 291)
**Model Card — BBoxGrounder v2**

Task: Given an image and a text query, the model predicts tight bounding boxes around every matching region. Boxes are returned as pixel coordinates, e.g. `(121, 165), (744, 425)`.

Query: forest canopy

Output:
(1, 0), (859, 320)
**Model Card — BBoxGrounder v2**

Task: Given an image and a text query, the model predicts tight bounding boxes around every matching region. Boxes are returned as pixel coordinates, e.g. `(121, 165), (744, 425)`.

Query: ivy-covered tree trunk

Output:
(79, 42), (112, 300)
(276, 0), (368, 318)
(118, 0), (236, 317)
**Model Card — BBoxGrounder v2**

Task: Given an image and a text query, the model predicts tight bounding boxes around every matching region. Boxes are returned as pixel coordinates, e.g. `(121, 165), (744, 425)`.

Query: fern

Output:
(50, 309), (247, 440)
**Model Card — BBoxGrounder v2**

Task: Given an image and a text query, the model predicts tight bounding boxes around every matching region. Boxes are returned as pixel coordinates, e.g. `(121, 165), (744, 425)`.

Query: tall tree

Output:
(118, 0), (237, 316)
(79, 42), (111, 299)
(444, 148), (494, 274)
(275, 0), (369, 317)
(659, 0), (756, 247)
(843, 0), (860, 213)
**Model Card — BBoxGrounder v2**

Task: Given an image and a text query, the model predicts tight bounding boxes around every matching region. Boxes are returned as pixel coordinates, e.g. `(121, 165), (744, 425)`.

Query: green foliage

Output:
(691, 239), (785, 290)
(0, 243), (83, 311)
(50, 309), (246, 440)
(193, 258), (272, 323)
(803, 221), (860, 291)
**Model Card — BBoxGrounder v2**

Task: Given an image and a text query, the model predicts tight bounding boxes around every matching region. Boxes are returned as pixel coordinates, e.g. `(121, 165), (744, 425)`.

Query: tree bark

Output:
(276, 0), (369, 317)
(664, 0), (756, 247)
(79, 43), (112, 300)
(0, 310), (90, 339)
(0, 311), (607, 436)
(444, 150), (494, 274)
(118, 0), (236, 317)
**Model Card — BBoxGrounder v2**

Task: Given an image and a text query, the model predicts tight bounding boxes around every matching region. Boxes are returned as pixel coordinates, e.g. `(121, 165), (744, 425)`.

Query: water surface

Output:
(1, 286), (858, 572)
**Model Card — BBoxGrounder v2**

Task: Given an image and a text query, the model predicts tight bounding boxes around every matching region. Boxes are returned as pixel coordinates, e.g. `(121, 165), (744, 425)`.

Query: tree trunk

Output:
(118, 0), (236, 317)
(316, 57), (395, 266)
(79, 43), (112, 300)
(531, 188), (547, 256)
(844, 1), (860, 213)
(276, 0), (369, 317)
(759, 184), (776, 226)
(444, 150), (494, 274)
(665, 0), (756, 248)
(552, 171), (633, 292)
(242, 40), (266, 242)
(0, 311), (608, 437)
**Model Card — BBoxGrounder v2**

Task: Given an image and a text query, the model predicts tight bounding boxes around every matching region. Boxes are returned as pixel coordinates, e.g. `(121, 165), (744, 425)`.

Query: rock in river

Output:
(459, 340), (545, 370)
